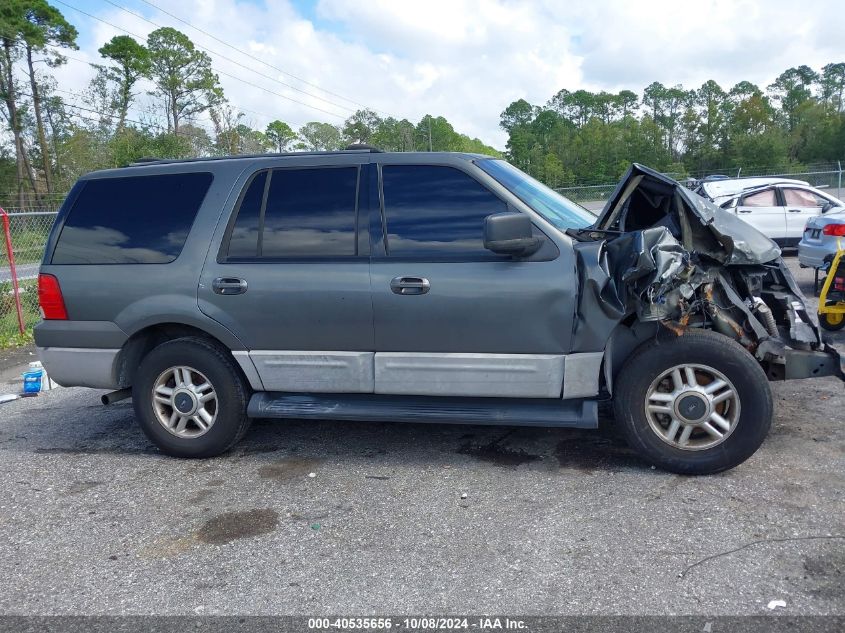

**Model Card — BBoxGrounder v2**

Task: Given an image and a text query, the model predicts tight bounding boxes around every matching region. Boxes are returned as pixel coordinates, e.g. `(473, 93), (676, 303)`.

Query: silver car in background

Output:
(799, 209), (845, 269)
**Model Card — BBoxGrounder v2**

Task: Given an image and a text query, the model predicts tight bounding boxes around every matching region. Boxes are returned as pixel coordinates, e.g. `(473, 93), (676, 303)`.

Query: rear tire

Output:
(613, 328), (772, 475)
(132, 337), (251, 457)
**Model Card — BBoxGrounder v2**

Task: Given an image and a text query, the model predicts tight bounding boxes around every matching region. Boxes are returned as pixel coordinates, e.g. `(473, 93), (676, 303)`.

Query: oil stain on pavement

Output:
(196, 508), (279, 545)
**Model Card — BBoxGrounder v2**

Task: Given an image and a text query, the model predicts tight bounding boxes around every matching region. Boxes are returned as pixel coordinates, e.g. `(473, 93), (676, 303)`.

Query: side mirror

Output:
(483, 212), (541, 257)
(822, 201), (835, 213)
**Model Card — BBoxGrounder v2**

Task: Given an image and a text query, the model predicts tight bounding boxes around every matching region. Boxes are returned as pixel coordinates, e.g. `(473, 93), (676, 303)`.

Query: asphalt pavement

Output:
(0, 258), (842, 616)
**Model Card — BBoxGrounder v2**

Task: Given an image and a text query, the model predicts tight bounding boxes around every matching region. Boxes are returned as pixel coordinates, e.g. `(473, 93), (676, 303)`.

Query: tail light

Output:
(38, 273), (68, 320)
(822, 224), (845, 236)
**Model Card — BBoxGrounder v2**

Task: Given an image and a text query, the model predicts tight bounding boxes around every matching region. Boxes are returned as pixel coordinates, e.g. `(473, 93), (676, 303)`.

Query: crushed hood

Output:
(594, 163), (781, 266)
(567, 163), (842, 382)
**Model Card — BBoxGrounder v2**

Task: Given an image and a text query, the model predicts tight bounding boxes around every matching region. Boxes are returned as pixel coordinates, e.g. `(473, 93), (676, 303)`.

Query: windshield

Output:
(477, 159), (595, 230)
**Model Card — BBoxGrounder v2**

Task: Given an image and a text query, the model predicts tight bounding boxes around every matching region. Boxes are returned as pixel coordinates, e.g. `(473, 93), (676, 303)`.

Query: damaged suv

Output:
(35, 151), (843, 474)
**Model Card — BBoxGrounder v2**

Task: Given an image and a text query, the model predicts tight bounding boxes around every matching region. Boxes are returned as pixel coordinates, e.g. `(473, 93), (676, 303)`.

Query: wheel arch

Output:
(113, 322), (255, 389)
(599, 317), (660, 395)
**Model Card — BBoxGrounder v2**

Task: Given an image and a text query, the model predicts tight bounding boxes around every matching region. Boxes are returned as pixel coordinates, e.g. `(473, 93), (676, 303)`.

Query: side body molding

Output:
(236, 351), (605, 400)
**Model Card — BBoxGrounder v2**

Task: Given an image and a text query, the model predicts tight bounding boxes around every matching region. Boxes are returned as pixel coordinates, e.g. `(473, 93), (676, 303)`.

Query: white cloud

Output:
(48, 0), (845, 150)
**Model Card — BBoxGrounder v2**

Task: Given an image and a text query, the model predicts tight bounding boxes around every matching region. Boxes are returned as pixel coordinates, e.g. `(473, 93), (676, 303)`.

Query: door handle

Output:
(212, 277), (248, 295)
(390, 276), (430, 295)
(738, 209), (752, 213)
(788, 209), (802, 213)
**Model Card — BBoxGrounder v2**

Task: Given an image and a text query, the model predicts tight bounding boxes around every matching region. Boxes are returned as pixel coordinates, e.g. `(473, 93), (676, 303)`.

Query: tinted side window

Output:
(228, 171), (267, 258)
(52, 173), (212, 264)
(261, 167), (358, 257)
(381, 165), (507, 257)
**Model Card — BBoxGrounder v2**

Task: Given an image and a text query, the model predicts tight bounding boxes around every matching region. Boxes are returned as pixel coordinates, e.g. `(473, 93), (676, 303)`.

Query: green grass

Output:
(0, 327), (34, 348)
(0, 279), (39, 349)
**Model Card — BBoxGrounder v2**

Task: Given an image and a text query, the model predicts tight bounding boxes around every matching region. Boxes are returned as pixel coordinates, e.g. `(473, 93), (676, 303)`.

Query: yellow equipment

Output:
(818, 244), (845, 331)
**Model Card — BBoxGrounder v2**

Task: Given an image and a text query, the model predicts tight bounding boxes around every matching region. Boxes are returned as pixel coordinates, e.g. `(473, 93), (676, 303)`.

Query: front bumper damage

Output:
(569, 163), (844, 382)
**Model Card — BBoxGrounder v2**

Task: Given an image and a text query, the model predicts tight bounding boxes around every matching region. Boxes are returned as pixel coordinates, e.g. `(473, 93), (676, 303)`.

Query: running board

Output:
(247, 392), (598, 428)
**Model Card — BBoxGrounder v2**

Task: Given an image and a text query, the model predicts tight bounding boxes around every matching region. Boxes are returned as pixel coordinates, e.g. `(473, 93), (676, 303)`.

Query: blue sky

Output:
(49, 0), (845, 148)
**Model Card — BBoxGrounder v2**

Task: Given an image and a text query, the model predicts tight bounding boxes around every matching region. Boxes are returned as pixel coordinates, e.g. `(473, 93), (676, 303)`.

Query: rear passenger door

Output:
(199, 160), (375, 393)
(369, 162), (572, 399)
(734, 188), (785, 240)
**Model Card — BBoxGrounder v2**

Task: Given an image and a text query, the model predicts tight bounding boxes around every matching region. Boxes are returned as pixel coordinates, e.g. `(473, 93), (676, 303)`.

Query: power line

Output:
(17, 88), (166, 130)
(52, 0), (350, 120)
(138, 0), (391, 116)
(99, 0), (356, 116)
(53, 54), (279, 129)
(0, 20), (281, 129)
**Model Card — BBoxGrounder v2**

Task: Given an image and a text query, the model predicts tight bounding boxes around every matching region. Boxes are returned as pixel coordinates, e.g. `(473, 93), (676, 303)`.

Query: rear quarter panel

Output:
(35, 161), (249, 350)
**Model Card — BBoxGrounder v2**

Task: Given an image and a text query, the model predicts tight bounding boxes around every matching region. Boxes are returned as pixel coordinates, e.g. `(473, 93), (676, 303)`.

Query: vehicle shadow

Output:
(20, 398), (651, 474)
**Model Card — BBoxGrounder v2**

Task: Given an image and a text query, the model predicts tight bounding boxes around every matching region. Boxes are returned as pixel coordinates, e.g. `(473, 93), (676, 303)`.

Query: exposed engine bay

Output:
(568, 164), (844, 382)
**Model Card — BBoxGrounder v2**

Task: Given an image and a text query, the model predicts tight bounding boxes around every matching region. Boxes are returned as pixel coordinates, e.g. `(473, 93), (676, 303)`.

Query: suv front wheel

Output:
(133, 337), (251, 457)
(613, 328), (773, 475)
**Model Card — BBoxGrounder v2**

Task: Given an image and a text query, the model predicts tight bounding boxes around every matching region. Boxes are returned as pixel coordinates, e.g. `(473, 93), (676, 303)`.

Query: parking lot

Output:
(0, 257), (842, 616)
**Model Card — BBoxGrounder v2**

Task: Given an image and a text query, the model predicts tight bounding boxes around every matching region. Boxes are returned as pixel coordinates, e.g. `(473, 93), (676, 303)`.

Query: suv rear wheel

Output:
(613, 328), (772, 475)
(133, 337), (251, 457)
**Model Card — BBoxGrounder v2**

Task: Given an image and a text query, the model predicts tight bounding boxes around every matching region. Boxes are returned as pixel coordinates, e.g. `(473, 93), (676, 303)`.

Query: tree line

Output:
(0, 0), (498, 205)
(500, 64), (845, 187)
(2, 1), (843, 207)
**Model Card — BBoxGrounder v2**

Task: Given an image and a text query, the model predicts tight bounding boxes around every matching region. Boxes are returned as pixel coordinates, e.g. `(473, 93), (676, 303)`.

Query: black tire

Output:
(612, 328), (773, 475)
(132, 337), (251, 458)
(819, 309), (845, 331)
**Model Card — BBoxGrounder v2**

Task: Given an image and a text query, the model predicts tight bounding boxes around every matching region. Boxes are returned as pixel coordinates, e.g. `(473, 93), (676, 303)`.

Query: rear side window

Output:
(381, 165), (507, 257)
(227, 171), (266, 258)
(52, 172), (212, 264)
(226, 167), (358, 259)
(263, 168), (357, 257)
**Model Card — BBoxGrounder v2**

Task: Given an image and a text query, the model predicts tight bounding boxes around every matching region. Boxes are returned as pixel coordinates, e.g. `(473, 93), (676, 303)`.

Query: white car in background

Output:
(716, 182), (844, 246)
(697, 176), (811, 205)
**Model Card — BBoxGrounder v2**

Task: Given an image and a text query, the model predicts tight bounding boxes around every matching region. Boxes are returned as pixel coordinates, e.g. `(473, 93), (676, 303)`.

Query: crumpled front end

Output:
(569, 163), (844, 382)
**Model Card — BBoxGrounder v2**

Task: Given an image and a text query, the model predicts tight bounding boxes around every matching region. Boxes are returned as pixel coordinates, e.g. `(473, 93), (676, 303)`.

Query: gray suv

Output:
(34, 150), (843, 474)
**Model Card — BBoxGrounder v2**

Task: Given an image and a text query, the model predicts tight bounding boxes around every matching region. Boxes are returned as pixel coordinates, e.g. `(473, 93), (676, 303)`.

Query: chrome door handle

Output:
(390, 276), (430, 295)
(212, 277), (248, 295)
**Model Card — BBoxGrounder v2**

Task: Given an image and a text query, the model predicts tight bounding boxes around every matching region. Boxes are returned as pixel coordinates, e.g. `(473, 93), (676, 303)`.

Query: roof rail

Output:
(344, 143), (383, 152)
(127, 147), (382, 167)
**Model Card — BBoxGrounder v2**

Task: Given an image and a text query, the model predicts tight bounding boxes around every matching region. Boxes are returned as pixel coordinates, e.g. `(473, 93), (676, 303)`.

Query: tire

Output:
(132, 337), (251, 458)
(612, 328), (772, 475)
(819, 309), (845, 331)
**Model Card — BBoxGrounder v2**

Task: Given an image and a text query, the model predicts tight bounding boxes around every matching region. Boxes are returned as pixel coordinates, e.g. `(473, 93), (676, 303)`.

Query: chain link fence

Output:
(557, 164), (845, 211)
(1, 206), (61, 346)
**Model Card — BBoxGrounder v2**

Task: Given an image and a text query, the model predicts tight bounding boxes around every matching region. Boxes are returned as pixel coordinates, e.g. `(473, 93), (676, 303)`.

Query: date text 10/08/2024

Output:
(307, 618), (528, 630)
